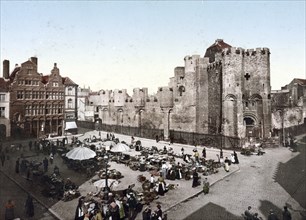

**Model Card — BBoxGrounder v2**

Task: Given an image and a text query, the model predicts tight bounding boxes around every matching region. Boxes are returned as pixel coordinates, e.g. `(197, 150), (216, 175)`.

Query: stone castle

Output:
(89, 39), (272, 141)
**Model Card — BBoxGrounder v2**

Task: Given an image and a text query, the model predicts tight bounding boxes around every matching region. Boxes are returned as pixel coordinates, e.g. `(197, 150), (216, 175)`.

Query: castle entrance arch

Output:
(244, 116), (260, 138)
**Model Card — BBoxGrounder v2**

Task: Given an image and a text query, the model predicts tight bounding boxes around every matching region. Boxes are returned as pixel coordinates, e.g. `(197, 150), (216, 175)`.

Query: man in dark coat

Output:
(202, 147), (206, 158)
(1, 151), (5, 166)
(268, 209), (279, 220)
(5, 199), (15, 220)
(25, 194), (34, 217)
(192, 169), (199, 187)
(43, 157), (49, 173)
(282, 206), (292, 220)
(233, 151), (239, 164)
(244, 206), (253, 220)
(142, 205), (151, 220)
(15, 158), (20, 173)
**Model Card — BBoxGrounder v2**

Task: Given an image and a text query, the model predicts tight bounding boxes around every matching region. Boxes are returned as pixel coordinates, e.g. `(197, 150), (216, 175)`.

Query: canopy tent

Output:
(93, 179), (120, 189)
(110, 143), (131, 153)
(65, 121), (77, 130)
(66, 146), (96, 160)
(102, 141), (116, 151)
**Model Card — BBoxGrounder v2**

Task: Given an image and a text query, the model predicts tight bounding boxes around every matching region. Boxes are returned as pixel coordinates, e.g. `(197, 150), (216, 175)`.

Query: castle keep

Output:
(91, 39), (272, 142)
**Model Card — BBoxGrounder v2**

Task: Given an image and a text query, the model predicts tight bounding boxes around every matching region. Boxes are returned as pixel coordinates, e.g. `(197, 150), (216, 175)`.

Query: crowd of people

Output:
(74, 189), (165, 220)
(244, 205), (292, 220)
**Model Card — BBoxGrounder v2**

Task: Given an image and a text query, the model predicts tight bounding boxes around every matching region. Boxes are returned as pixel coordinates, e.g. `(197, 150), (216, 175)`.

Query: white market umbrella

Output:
(66, 146), (96, 160)
(103, 141), (116, 151)
(93, 179), (120, 189)
(111, 143), (131, 153)
(103, 140), (116, 147)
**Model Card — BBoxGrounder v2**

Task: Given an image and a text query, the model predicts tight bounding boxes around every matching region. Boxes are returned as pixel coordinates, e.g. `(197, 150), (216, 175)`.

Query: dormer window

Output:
(53, 82), (59, 87)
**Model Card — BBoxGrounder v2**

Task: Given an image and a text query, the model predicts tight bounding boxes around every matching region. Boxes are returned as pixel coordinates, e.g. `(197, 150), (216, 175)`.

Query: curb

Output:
(164, 165), (241, 213)
(0, 169), (63, 220)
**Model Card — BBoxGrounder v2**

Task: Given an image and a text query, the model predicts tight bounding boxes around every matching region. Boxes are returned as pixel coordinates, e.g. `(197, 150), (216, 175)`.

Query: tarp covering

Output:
(66, 146), (96, 160)
(110, 143), (131, 153)
(65, 121), (77, 130)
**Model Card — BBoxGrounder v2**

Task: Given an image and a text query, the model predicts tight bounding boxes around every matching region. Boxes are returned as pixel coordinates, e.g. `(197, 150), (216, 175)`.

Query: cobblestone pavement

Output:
(1, 130), (305, 220)
(168, 136), (306, 220)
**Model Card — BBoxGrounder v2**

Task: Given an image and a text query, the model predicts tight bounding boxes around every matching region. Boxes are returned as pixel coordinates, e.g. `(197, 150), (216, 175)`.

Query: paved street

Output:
(167, 137), (306, 220)
(1, 130), (305, 220)
(0, 170), (55, 220)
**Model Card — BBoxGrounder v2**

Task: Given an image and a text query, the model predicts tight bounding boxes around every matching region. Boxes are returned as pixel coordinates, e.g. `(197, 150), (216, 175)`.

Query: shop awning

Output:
(65, 121), (77, 130)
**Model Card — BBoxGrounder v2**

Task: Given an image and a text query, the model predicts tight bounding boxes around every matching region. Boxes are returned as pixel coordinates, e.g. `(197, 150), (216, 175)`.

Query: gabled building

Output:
(1, 57), (78, 138)
(63, 77), (78, 134)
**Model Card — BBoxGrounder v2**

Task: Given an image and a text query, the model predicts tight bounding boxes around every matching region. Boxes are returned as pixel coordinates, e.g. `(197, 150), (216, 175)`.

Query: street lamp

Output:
(277, 109), (285, 147)
(104, 154), (109, 201)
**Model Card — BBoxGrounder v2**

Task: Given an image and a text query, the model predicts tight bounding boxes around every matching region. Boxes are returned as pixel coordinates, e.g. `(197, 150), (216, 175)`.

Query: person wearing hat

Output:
(268, 209), (279, 220)
(155, 204), (162, 220)
(142, 205), (151, 220)
(192, 168), (200, 188)
(282, 206), (292, 220)
(244, 206), (253, 220)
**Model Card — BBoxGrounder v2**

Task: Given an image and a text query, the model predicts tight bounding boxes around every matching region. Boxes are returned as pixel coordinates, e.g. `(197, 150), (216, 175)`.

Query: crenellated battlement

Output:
(184, 55), (200, 73)
(133, 87), (148, 107)
(221, 47), (270, 57)
(206, 60), (222, 70)
(158, 86), (174, 108)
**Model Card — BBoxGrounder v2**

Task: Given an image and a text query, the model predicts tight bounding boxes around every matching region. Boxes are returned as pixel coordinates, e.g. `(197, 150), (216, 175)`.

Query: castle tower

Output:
(221, 47), (271, 139)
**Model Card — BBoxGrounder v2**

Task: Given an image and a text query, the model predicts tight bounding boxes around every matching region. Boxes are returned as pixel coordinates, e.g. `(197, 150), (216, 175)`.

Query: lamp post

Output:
(104, 154), (109, 201)
(278, 109), (285, 147)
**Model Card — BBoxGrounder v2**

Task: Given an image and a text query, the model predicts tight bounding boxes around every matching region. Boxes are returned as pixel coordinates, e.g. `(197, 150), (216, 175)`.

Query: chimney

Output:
(3, 60), (9, 79)
(30, 57), (38, 66)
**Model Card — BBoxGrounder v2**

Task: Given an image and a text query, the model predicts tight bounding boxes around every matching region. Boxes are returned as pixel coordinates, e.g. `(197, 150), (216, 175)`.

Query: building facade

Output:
(85, 39), (272, 141)
(1, 57), (77, 138)
(0, 78), (10, 139)
(63, 77), (78, 134)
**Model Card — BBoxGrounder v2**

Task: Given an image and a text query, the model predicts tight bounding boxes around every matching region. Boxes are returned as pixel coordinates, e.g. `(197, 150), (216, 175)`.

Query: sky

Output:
(0, 1), (305, 94)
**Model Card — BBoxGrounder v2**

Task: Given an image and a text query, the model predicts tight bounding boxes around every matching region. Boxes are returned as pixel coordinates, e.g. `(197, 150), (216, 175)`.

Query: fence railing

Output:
(77, 121), (241, 149)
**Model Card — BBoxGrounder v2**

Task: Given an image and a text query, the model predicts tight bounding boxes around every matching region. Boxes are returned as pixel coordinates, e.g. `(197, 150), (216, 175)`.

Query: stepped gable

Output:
(204, 39), (232, 63)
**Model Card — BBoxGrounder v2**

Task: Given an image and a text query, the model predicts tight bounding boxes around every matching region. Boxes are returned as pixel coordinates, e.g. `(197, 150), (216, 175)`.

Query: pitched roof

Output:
(206, 39), (232, 51)
(293, 78), (306, 86)
(204, 39), (232, 63)
(62, 77), (78, 86)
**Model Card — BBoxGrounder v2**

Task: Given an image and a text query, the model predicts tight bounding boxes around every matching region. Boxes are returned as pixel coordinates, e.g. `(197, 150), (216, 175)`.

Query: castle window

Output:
(244, 73), (250, 81)
(146, 98), (150, 102)
(268, 94), (271, 99)
(180, 76), (184, 80)
(119, 90), (122, 93)
(245, 102), (248, 107)
(159, 88), (163, 92)
(178, 86), (185, 96)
